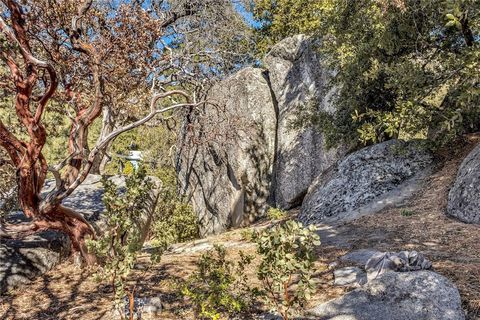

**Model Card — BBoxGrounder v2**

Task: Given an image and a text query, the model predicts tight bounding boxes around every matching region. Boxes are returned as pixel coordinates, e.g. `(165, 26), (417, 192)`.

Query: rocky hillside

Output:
(2, 33), (479, 320)
(1, 135), (479, 319)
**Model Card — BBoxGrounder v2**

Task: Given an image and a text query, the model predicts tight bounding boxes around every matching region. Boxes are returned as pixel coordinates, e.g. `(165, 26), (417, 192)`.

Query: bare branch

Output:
(52, 91), (203, 203)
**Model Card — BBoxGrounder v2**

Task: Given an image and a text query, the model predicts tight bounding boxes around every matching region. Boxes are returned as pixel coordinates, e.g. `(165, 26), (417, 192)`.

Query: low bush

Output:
(182, 245), (259, 319)
(400, 209), (417, 217)
(266, 207), (288, 220)
(87, 167), (157, 318)
(253, 220), (320, 320)
(150, 167), (199, 256)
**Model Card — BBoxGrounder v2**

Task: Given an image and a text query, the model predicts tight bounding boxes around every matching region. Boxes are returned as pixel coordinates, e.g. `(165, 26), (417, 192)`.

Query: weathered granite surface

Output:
(309, 271), (465, 320)
(265, 35), (346, 210)
(447, 142), (480, 224)
(300, 140), (434, 224)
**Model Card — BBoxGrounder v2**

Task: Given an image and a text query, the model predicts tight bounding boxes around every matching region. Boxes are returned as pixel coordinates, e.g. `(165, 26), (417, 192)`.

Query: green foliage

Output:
(87, 167), (156, 300)
(253, 0), (480, 147)
(400, 209), (417, 217)
(252, 0), (325, 56)
(240, 229), (254, 242)
(150, 200), (199, 255)
(104, 124), (176, 176)
(0, 150), (17, 217)
(104, 124), (199, 254)
(182, 245), (259, 319)
(267, 207), (288, 220)
(150, 167), (199, 256)
(122, 161), (135, 175)
(252, 220), (320, 319)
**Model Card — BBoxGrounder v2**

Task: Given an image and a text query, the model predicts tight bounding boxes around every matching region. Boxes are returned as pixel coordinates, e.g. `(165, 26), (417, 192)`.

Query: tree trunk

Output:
(46, 205), (97, 265)
(90, 106), (116, 174)
(9, 164), (98, 265)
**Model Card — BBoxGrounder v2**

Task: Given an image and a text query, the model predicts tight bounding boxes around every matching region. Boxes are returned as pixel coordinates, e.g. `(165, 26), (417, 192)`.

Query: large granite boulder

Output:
(177, 67), (277, 235)
(308, 271), (465, 320)
(176, 35), (351, 233)
(0, 174), (159, 293)
(265, 35), (346, 209)
(447, 143), (480, 224)
(300, 140), (434, 224)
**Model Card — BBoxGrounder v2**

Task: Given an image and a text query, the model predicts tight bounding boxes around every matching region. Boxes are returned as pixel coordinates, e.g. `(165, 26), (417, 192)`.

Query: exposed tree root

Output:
(0, 205), (97, 265)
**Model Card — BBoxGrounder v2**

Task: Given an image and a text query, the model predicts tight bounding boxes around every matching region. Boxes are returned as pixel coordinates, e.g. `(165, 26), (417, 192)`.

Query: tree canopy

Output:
(252, 0), (479, 146)
(0, 0), (254, 262)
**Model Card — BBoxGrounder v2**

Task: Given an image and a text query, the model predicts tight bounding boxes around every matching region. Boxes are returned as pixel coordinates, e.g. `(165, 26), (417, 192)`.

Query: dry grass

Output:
(1, 135), (479, 319)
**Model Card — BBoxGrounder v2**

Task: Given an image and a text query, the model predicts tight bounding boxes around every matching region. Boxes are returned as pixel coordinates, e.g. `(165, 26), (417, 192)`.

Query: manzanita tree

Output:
(0, 0), (251, 263)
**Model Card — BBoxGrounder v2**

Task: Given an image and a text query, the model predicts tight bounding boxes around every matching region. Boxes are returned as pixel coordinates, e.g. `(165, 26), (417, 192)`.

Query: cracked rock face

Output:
(447, 143), (480, 224)
(300, 139), (434, 224)
(177, 35), (349, 235)
(177, 67), (277, 235)
(308, 271), (465, 320)
(265, 34), (346, 210)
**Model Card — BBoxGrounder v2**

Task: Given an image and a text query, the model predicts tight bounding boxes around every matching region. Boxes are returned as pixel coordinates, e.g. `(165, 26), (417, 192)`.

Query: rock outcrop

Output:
(308, 271), (465, 320)
(177, 35), (348, 234)
(265, 35), (346, 209)
(0, 215), (70, 294)
(0, 175), (159, 293)
(333, 267), (367, 288)
(300, 140), (434, 224)
(177, 68), (277, 235)
(447, 143), (480, 224)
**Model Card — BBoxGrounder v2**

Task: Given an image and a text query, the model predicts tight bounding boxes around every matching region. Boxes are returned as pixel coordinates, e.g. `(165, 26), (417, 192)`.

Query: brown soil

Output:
(1, 135), (479, 320)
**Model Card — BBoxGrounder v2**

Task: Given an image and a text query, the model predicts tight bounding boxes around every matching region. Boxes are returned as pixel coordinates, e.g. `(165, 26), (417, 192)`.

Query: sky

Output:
(232, 1), (264, 29)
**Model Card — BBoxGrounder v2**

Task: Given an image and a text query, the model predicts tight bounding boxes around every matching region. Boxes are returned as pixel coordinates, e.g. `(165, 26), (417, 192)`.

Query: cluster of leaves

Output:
(266, 207), (288, 220)
(251, 0), (324, 56)
(103, 123), (176, 176)
(182, 245), (259, 320)
(87, 167), (157, 302)
(105, 123), (200, 253)
(151, 203), (199, 253)
(184, 220), (321, 320)
(0, 150), (17, 217)
(253, 221), (320, 320)
(0, 90), (16, 215)
(252, 0), (479, 147)
(400, 209), (417, 217)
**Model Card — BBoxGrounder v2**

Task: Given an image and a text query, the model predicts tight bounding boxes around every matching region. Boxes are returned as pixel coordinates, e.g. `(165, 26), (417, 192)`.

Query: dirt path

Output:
(1, 136), (479, 320)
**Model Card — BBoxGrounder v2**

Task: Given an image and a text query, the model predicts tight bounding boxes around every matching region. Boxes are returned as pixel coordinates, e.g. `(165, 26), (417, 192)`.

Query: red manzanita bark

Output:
(0, 0), (198, 264)
(0, 0), (97, 263)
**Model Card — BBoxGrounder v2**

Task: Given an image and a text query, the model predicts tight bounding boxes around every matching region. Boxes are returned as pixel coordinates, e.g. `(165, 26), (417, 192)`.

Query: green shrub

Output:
(150, 167), (199, 256)
(267, 207), (288, 220)
(87, 167), (157, 308)
(400, 209), (417, 217)
(182, 245), (259, 319)
(151, 202), (199, 255)
(101, 122), (200, 252)
(253, 220), (320, 320)
(240, 229), (254, 242)
(122, 161), (135, 175)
